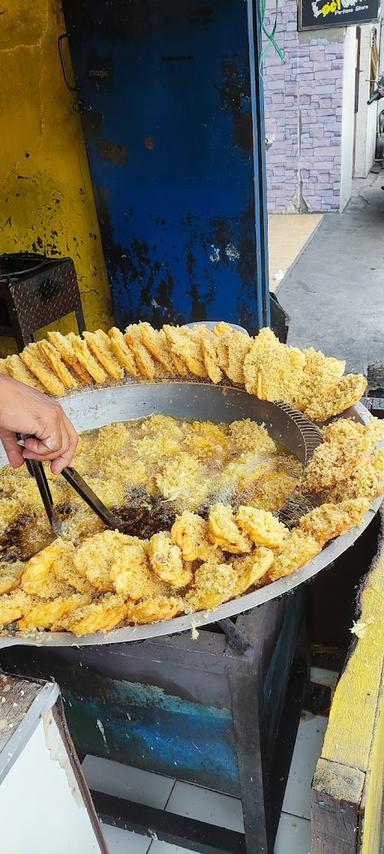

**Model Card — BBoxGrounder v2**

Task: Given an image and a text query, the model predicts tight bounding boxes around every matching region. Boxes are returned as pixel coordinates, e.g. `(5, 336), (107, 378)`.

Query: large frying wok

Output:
(0, 381), (380, 648)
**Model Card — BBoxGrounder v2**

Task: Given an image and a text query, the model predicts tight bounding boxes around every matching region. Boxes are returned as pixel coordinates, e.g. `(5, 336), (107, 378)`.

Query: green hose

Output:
(259, 0), (285, 65)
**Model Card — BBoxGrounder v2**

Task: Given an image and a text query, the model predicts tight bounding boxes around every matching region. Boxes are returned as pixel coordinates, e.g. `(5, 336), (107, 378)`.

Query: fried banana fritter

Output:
(299, 498), (370, 545)
(38, 340), (78, 390)
(108, 327), (139, 376)
(83, 330), (124, 380)
(58, 593), (127, 635)
(110, 537), (167, 600)
(67, 333), (108, 384)
(195, 326), (223, 384)
(232, 548), (274, 591)
(47, 331), (93, 384)
(19, 593), (91, 631)
(125, 325), (157, 379)
(268, 531), (321, 582)
(126, 595), (184, 624)
(163, 326), (207, 378)
(186, 561), (241, 610)
(148, 532), (193, 588)
(236, 506), (288, 548)
(243, 328), (305, 404)
(0, 560), (25, 595)
(294, 347), (345, 411)
(5, 354), (45, 391)
(0, 590), (32, 628)
(21, 344), (66, 396)
(171, 511), (222, 562)
(73, 530), (128, 592)
(208, 504), (252, 554)
(21, 539), (75, 598)
(304, 374), (368, 422)
(138, 323), (175, 373)
(302, 418), (382, 494)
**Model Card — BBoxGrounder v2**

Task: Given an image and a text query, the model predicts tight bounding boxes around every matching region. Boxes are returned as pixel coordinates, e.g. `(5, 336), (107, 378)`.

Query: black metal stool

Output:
(0, 253), (86, 351)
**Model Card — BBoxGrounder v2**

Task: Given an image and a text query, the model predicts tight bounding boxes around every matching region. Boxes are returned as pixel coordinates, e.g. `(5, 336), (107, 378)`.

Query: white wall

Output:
(354, 25), (378, 178)
(340, 26), (357, 211)
(0, 712), (103, 854)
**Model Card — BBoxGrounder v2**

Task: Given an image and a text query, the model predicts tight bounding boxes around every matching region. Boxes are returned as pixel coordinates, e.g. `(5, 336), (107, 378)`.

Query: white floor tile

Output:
(310, 666), (339, 691)
(282, 711), (328, 820)
(165, 781), (244, 833)
(101, 822), (150, 853)
(274, 813), (311, 854)
(83, 756), (175, 809)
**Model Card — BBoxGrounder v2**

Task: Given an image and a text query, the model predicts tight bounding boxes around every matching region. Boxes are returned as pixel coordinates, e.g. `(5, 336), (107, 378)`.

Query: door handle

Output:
(58, 32), (77, 92)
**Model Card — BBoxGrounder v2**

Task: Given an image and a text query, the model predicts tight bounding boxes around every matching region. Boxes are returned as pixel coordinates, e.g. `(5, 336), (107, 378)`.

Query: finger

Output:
(23, 425), (69, 462)
(51, 422), (78, 473)
(23, 429), (63, 457)
(0, 433), (25, 468)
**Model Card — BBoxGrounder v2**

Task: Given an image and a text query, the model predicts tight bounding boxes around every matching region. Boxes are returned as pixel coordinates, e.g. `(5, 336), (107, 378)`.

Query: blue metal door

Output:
(62, 0), (269, 333)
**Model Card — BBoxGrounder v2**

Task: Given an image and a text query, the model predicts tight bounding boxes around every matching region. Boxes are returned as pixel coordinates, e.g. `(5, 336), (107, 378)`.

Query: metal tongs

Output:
(17, 433), (126, 535)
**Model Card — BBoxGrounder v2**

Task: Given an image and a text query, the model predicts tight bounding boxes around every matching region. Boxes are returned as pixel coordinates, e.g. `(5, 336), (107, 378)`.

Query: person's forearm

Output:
(0, 374), (78, 472)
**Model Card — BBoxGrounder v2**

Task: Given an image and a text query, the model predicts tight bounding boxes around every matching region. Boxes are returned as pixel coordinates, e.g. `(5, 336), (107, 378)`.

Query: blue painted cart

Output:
(61, 0), (270, 333)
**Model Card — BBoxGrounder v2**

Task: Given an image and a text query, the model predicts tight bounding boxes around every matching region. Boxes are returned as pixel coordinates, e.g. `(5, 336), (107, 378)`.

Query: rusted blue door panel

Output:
(63, 0), (269, 333)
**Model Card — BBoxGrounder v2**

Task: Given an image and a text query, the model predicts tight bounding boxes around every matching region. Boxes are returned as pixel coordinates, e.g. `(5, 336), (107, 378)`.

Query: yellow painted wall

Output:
(0, 0), (112, 355)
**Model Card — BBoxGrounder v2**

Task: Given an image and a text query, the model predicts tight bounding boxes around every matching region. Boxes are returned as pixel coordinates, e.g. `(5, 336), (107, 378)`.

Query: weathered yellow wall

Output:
(0, 0), (112, 355)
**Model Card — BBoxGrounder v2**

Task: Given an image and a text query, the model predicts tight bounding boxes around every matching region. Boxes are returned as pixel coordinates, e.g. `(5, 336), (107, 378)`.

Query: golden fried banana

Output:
(236, 506), (288, 548)
(0, 560), (25, 595)
(163, 326), (207, 378)
(47, 331), (93, 384)
(67, 333), (108, 384)
(21, 539), (74, 598)
(125, 325), (157, 380)
(268, 530), (321, 581)
(208, 503), (252, 554)
(73, 529), (129, 592)
(110, 537), (167, 600)
(148, 532), (193, 588)
(19, 593), (91, 631)
(304, 374), (367, 422)
(38, 340), (78, 390)
(83, 329), (124, 380)
(293, 347), (345, 411)
(20, 345), (66, 396)
(5, 354), (45, 391)
(299, 498), (370, 545)
(0, 590), (32, 627)
(198, 329), (223, 383)
(58, 593), (127, 635)
(232, 548), (274, 592)
(138, 323), (175, 372)
(244, 328), (305, 403)
(126, 595), (184, 624)
(108, 327), (139, 376)
(186, 561), (240, 610)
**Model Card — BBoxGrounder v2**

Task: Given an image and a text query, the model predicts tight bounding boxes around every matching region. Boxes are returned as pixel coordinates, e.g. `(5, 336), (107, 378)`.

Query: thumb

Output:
(0, 431), (25, 468)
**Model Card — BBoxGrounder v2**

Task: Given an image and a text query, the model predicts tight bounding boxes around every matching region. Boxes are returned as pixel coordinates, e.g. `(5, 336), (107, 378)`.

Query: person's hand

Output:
(0, 375), (78, 473)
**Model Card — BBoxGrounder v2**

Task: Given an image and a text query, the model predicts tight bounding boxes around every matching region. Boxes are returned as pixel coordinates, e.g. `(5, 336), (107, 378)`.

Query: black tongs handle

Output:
(16, 432), (54, 525)
(61, 467), (124, 530)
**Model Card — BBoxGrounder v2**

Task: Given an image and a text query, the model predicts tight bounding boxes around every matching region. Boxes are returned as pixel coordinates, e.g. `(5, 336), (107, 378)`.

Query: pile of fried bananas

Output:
(0, 322), (367, 422)
(0, 414), (383, 636)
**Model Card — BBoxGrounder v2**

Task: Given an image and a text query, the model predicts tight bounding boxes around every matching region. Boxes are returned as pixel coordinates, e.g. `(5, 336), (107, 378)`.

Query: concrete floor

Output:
(268, 213), (322, 292)
(277, 170), (384, 374)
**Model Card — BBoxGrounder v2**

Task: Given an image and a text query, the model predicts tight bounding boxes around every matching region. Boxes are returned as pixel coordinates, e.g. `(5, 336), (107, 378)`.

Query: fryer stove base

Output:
(0, 592), (307, 854)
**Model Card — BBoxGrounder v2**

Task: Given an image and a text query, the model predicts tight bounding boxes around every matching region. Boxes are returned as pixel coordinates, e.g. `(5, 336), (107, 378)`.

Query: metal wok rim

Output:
(0, 386), (379, 648)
